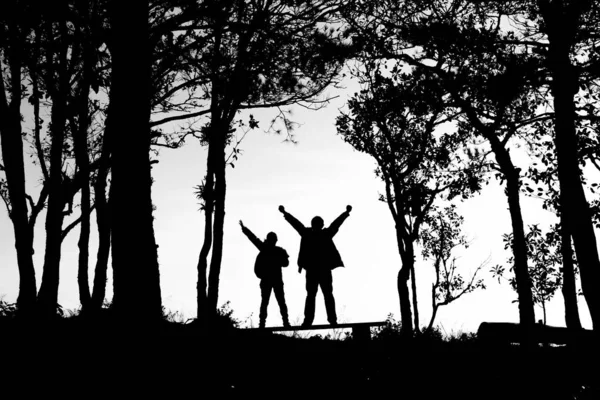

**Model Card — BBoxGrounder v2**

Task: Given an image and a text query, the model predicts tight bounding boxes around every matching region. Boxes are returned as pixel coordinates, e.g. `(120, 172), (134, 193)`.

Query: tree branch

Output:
(61, 204), (96, 242)
(150, 108), (211, 127)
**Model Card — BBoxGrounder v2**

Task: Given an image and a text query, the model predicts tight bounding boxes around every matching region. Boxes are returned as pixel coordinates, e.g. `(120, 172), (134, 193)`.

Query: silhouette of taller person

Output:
(240, 220), (291, 328)
(279, 205), (352, 327)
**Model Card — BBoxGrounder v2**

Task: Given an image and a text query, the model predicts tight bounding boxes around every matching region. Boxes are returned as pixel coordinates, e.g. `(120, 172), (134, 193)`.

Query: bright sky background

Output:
(0, 76), (594, 334)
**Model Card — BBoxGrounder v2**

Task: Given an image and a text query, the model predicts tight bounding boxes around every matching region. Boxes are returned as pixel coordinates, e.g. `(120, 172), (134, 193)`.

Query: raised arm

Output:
(240, 220), (263, 250)
(279, 206), (305, 235)
(328, 205), (352, 237)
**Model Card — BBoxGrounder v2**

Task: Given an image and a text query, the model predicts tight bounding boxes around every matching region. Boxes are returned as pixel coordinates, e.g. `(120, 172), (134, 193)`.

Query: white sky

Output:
(0, 82), (594, 334)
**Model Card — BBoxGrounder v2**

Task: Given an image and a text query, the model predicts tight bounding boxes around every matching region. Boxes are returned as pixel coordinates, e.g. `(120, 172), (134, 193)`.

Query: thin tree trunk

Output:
(197, 145), (215, 326)
(427, 257), (442, 331)
(559, 214), (582, 329)
(395, 224), (414, 337)
(76, 140), (92, 312)
(427, 304), (439, 332)
(410, 260), (419, 333)
(542, 301), (546, 325)
(91, 142), (110, 312)
(74, 1), (93, 311)
(207, 131), (227, 316)
(0, 31), (37, 316)
(108, 0), (162, 321)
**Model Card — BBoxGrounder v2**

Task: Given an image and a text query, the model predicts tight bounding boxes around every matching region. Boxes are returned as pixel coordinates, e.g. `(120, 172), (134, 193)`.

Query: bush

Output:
(372, 313), (403, 341)
(162, 307), (187, 324)
(417, 326), (445, 343)
(0, 297), (17, 319)
(215, 301), (240, 329)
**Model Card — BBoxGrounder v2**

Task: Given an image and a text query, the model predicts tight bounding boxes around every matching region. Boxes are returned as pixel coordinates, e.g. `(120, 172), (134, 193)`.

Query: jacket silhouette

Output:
(279, 205), (351, 326)
(240, 221), (290, 328)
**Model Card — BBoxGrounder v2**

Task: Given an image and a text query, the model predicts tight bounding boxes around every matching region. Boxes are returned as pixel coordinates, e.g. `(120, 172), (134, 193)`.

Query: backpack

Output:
(254, 247), (289, 279)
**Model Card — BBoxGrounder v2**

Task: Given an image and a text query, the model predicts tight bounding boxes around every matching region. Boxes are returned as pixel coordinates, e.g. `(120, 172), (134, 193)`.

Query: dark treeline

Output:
(0, 0), (349, 325)
(338, 0), (600, 340)
(1, 0), (599, 344)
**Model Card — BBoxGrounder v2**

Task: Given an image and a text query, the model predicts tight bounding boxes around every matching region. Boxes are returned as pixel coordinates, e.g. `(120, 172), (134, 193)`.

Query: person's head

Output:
(311, 216), (324, 230)
(265, 232), (277, 246)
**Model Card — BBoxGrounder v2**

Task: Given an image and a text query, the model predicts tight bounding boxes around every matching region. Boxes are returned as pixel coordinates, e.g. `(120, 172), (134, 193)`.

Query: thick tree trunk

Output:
(0, 35), (37, 316)
(397, 263), (413, 337)
(544, 17), (600, 330)
(207, 132), (227, 316)
(37, 132), (67, 317)
(503, 164), (535, 329)
(37, 18), (70, 317)
(108, 0), (162, 321)
(559, 214), (582, 330)
(484, 131), (535, 337)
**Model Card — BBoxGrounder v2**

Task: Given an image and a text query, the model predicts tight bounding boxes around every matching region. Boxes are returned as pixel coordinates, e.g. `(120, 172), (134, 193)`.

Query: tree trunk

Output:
(197, 144), (215, 326)
(207, 130), (227, 316)
(427, 304), (439, 332)
(74, 3), (93, 311)
(542, 301), (546, 325)
(427, 257), (441, 332)
(559, 214), (582, 329)
(410, 261), (419, 333)
(395, 224), (414, 337)
(76, 137), (92, 312)
(397, 263), (413, 337)
(544, 10), (600, 330)
(502, 163), (536, 329)
(37, 17), (70, 318)
(108, 0), (162, 322)
(484, 131), (535, 338)
(0, 32), (37, 316)
(91, 141), (111, 312)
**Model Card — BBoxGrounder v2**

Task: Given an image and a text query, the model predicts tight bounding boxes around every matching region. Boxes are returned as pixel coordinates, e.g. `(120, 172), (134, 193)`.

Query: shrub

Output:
(214, 301), (241, 330)
(0, 297), (17, 319)
(372, 313), (403, 341)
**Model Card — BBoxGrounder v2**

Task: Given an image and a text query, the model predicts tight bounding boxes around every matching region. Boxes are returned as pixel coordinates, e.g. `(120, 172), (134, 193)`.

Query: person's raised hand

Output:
(279, 205), (285, 213)
(346, 205), (352, 213)
(239, 220), (245, 229)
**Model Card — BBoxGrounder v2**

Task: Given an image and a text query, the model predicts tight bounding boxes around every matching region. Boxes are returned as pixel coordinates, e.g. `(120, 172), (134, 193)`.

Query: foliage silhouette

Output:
(492, 224), (565, 325)
(337, 61), (484, 336)
(420, 205), (487, 331)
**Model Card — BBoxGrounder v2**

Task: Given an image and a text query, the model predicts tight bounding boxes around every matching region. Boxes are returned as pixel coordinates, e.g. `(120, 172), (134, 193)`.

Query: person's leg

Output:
(259, 280), (272, 328)
(320, 269), (337, 325)
(273, 280), (290, 327)
(303, 269), (318, 326)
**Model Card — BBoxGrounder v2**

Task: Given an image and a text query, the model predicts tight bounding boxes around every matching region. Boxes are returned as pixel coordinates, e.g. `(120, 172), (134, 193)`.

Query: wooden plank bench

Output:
(248, 321), (387, 342)
(477, 322), (595, 346)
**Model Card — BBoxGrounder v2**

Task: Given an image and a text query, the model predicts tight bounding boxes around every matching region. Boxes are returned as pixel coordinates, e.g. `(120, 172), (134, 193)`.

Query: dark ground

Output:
(1, 318), (597, 399)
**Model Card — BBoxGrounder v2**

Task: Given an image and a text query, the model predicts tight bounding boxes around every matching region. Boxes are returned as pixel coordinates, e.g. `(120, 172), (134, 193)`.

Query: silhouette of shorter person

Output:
(240, 220), (291, 328)
(279, 205), (352, 327)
